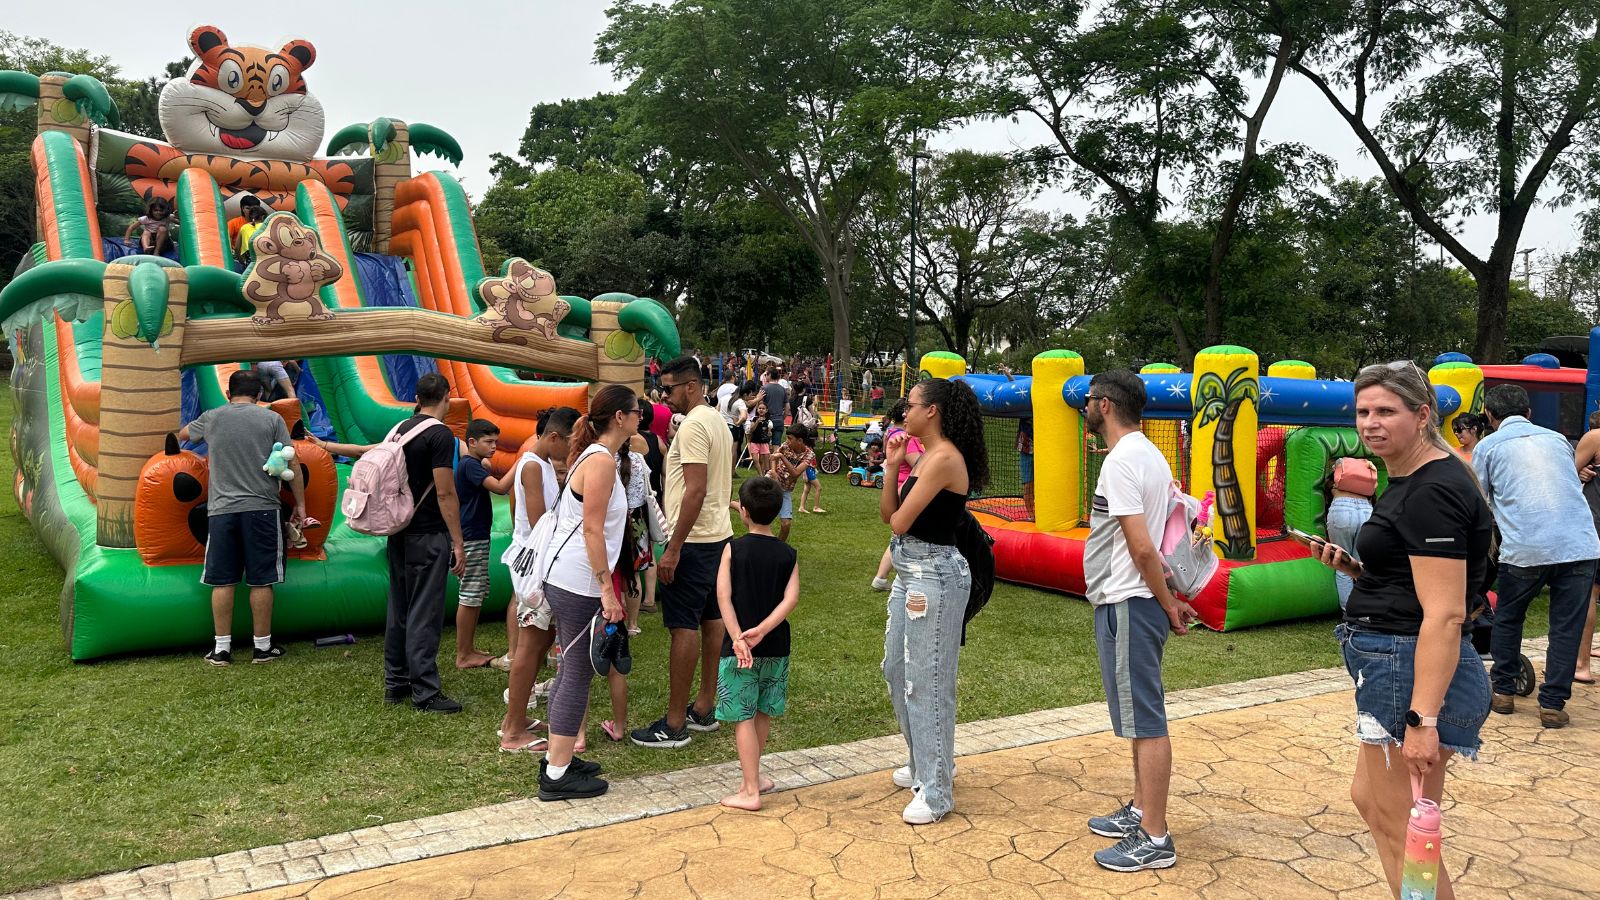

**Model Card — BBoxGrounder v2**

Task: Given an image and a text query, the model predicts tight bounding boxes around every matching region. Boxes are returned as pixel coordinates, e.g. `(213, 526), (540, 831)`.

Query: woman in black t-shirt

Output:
(878, 378), (988, 827)
(1312, 361), (1491, 899)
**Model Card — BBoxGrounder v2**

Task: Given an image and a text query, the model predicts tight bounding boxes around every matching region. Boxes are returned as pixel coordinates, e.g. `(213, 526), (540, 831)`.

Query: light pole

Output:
(906, 149), (932, 391)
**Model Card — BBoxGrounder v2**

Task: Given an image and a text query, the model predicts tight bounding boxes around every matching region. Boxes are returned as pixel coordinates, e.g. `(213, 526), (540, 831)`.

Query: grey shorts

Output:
(1095, 597), (1169, 739)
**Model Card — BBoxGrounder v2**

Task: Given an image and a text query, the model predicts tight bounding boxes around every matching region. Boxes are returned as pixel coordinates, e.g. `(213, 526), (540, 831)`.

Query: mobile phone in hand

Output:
(1286, 527), (1326, 548)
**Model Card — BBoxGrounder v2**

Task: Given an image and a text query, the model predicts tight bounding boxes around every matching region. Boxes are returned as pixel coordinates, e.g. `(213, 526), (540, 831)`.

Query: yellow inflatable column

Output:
(1033, 350), (1084, 534)
(920, 351), (965, 382)
(1192, 345), (1260, 560)
(1268, 360), (1316, 381)
(1140, 362), (1183, 478)
(1429, 361), (1484, 448)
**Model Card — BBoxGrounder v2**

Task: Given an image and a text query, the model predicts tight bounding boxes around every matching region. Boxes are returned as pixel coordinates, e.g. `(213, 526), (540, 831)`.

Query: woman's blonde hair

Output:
(1354, 361), (1494, 540)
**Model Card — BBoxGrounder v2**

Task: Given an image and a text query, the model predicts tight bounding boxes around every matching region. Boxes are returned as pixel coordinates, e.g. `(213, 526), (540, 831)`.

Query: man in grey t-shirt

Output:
(761, 369), (788, 446)
(179, 369), (305, 666)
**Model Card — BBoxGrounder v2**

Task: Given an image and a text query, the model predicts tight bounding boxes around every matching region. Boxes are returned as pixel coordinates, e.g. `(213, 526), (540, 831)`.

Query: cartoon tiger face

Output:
(157, 25), (325, 162)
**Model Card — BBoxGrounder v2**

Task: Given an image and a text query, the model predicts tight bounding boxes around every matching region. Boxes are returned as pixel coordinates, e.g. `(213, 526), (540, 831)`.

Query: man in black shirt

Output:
(385, 373), (467, 712)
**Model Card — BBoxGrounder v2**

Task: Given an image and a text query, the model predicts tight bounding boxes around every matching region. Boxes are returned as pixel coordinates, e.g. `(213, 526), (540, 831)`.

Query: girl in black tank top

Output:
(876, 378), (989, 826)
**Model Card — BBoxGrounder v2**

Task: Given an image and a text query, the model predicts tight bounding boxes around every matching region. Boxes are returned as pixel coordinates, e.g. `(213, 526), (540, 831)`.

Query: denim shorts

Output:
(780, 490), (793, 520)
(1335, 623), (1491, 760)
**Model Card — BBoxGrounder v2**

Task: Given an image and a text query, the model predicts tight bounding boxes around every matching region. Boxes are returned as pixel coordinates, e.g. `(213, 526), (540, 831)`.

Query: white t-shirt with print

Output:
(1083, 431), (1173, 606)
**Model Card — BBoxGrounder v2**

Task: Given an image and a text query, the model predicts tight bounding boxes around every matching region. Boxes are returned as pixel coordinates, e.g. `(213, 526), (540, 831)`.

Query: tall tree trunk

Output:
(822, 259), (852, 392)
(1202, 31), (1294, 346)
(1473, 254), (1516, 363)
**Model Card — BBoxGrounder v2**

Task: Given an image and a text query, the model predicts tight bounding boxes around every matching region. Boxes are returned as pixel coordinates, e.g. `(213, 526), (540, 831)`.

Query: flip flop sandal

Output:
(496, 720), (545, 738)
(602, 720), (624, 742)
(489, 654), (513, 672)
(498, 736), (548, 754)
(1575, 676), (1596, 685)
(813, 508), (827, 514)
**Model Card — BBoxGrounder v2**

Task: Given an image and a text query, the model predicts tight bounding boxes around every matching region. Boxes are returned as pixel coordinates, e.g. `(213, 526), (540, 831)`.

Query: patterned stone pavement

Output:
(231, 646), (1598, 899)
(18, 638), (1597, 899)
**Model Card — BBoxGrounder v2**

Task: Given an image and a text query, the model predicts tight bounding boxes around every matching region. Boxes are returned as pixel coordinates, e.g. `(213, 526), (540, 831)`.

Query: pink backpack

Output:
(341, 417), (448, 536)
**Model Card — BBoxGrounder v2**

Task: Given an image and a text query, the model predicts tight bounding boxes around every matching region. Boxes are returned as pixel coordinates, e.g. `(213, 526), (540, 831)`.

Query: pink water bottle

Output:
(1198, 490), (1215, 526)
(1400, 774), (1442, 900)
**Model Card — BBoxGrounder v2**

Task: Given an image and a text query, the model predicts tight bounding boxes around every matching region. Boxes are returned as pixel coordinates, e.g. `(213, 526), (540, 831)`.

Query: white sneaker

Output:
(872, 577), (891, 591)
(502, 687), (538, 711)
(902, 790), (941, 825)
(892, 764), (956, 789)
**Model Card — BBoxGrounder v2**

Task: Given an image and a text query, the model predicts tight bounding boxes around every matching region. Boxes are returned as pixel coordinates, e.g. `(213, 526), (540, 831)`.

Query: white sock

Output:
(545, 762), (569, 780)
(214, 636), (232, 654)
(254, 634), (272, 652)
(1130, 805), (1143, 819)
(1147, 832), (1169, 845)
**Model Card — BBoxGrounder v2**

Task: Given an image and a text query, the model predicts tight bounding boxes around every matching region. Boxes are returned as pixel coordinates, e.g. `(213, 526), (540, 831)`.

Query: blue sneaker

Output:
(1088, 800), (1142, 838)
(1093, 826), (1176, 872)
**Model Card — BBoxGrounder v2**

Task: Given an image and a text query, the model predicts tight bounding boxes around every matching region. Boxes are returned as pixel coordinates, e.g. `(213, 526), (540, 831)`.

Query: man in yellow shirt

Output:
(632, 356), (734, 748)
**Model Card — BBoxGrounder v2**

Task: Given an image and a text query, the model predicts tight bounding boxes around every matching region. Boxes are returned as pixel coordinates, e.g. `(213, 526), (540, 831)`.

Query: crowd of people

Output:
(186, 347), (1590, 892)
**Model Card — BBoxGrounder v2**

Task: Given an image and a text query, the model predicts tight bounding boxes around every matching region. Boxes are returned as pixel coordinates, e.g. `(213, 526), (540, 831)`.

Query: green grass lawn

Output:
(0, 384), (1548, 892)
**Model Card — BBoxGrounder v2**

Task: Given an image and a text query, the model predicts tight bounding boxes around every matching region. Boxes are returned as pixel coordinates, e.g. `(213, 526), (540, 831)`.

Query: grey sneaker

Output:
(1088, 800), (1142, 838)
(1093, 826), (1176, 872)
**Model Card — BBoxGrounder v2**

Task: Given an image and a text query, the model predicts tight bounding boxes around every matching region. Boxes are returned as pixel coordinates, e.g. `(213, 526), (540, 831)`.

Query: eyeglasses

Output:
(1086, 393), (1119, 405)
(906, 401), (931, 409)
(660, 378), (700, 392)
(1360, 360), (1427, 379)
(623, 407), (642, 416)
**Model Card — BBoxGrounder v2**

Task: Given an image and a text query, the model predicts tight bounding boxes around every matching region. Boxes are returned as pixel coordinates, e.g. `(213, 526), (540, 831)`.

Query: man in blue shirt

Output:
(1475, 384), (1600, 728)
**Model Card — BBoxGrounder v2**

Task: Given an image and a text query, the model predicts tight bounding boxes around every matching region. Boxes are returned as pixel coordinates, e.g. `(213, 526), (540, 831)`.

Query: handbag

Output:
(644, 491), (669, 545)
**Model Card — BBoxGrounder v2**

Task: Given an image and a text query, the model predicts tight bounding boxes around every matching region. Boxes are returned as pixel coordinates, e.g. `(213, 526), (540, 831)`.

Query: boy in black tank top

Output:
(715, 476), (801, 812)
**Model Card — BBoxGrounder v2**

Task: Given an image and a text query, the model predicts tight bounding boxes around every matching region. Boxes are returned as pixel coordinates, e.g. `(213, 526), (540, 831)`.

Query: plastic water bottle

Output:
(1401, 774), (1442, 900)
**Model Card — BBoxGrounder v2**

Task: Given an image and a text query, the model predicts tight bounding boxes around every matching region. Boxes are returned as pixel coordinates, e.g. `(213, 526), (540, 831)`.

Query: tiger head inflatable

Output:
(158, 26), (325, 162)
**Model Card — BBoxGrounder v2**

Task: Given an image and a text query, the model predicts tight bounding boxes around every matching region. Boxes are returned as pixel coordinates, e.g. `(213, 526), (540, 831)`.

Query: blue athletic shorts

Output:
(1094, 597), (1169, 738)
(805, 466), (817, 482)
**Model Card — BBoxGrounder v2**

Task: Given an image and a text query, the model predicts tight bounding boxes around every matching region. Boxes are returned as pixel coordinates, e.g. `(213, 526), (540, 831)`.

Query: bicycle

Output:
(817, 426), (877, 475)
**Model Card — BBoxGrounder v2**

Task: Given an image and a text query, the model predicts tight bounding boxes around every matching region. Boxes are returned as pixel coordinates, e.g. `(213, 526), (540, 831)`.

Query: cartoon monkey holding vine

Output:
(242, 215), (341, 325)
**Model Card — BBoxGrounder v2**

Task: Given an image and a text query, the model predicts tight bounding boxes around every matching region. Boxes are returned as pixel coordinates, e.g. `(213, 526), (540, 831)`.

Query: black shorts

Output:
(660, 539), (729, 631)
(202, 509), (284, 587)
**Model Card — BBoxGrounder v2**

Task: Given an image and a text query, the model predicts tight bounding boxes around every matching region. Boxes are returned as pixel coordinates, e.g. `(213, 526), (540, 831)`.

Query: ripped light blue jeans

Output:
(883, 534), (971, 817)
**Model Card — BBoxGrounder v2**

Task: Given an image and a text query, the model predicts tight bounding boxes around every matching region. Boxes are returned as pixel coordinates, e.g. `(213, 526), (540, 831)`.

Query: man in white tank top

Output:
(499, 407), (581, 752)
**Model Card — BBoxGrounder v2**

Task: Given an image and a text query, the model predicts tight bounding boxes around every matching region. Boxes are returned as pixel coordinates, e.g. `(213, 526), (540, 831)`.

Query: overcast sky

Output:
(9, 3), (1585, 273)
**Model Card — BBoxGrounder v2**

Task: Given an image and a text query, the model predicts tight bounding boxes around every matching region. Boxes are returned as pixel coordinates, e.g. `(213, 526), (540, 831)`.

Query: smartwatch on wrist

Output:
(1405, 710), (1438, 728)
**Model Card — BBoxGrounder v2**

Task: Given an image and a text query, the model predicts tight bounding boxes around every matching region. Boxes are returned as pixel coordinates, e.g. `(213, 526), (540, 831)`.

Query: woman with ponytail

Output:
(878, 378), (988, 826)
(535, 385), (636, 802)
(1310, 361), (1491, 898)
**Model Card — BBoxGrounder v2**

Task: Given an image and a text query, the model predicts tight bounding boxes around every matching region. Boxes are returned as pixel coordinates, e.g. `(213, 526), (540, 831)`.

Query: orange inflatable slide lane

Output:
(390, 173), (589, 472)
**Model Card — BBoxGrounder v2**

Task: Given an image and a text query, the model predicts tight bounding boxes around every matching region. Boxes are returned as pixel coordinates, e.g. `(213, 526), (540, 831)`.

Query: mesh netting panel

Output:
(1079, 426), (1105, 525)
(980, 415), (1023, 503)
(1256, 424), (1295, 543)
(1079, 420), (1191, 525)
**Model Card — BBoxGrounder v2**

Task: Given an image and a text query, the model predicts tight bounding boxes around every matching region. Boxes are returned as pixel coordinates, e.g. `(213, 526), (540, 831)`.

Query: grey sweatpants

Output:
(546, 582), (601, 737)
(384, 531), (451, 703)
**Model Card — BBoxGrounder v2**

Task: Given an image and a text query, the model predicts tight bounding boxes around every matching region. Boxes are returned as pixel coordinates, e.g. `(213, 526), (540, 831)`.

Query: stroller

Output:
(1468, 591), (1536, 697)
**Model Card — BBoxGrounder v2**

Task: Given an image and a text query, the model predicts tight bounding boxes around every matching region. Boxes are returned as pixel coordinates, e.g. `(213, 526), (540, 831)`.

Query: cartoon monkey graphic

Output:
(475, 259), (571, 344)
(242, 215), (342, 325)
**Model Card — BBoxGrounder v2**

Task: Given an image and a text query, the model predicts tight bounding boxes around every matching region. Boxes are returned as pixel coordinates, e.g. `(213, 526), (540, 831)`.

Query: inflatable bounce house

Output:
(922, 347), (1495, 631)
(2, 27), (679, 660)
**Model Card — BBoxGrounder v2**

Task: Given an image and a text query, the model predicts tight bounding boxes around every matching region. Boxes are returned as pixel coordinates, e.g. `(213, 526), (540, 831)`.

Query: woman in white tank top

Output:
(537, 386), (637, 802)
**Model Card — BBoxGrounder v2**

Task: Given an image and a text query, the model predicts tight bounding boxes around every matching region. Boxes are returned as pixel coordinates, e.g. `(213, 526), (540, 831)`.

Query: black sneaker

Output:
(204, 649), (231, 666)
(541, 756), (603, 778)
(538, 765), (609, 801)
(251, 644), (286, 663)
(413, 694), (464, 714)
(630, 716), (692, 748)
(590, 616), (615, 676)
(383, 688), (410, 705)
(685, 703), (720, 732)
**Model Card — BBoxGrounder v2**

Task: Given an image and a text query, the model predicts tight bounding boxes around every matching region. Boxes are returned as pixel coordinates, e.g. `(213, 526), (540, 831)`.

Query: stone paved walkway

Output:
(230, 662), (1599, 899)
(18, 638), (1598, 899)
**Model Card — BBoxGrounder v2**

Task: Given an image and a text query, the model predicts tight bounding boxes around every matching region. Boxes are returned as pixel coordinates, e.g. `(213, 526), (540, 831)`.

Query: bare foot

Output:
(760, 776), (776, 794)
(456, 652), (494, 669)
(720, 791), (762, 811)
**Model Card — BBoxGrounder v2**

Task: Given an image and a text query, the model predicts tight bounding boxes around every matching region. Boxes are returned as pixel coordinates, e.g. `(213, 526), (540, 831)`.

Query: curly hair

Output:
(916, 379), (989, 493)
